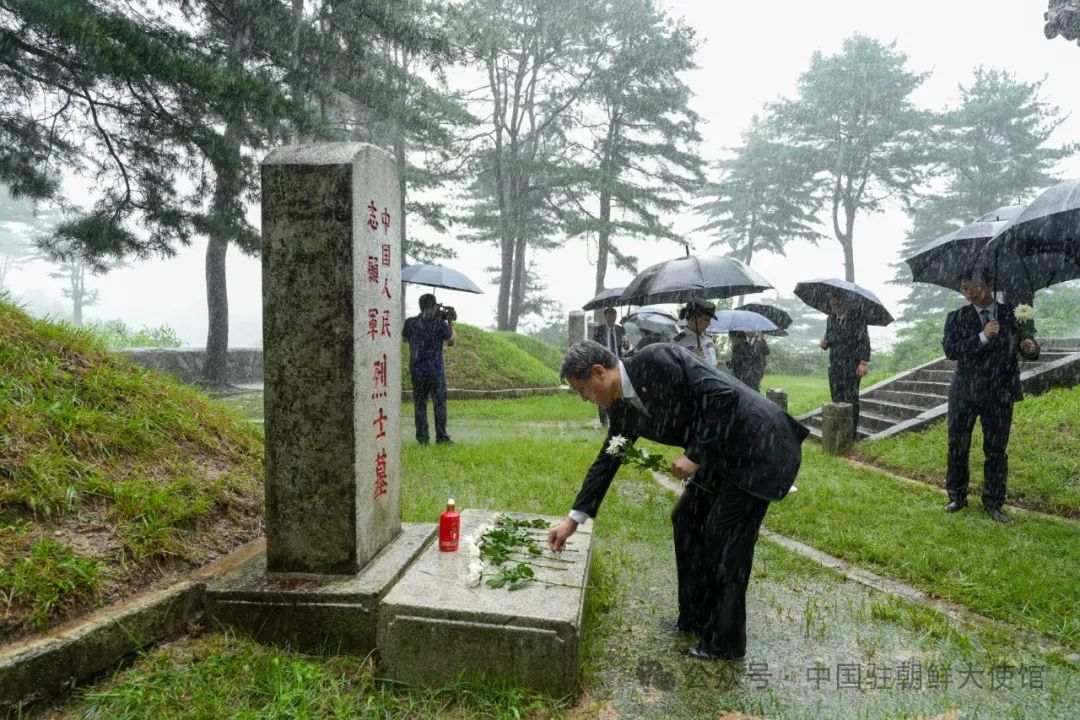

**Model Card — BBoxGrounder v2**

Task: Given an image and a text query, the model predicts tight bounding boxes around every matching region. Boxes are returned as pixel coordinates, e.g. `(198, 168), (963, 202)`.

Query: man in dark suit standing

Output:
(820, 295), (871, 439)
(727, 331), (769, 392)
(592, 307), (628, 426)
(549, 340), (809, 661)
(943, 272), (1039, 523)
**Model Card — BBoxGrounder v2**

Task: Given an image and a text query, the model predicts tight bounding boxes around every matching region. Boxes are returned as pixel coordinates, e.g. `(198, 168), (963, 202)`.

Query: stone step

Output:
(856, 411), (896, 434)
(866, 389), (947, 409)
(859, 398), (926, 422)
(908, 368), (954, 383)
(891, 380), (951, 395)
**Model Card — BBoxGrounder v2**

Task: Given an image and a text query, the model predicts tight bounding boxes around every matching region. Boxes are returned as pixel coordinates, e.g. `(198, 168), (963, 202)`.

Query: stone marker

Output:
(766, 387), (788, 412)
(568, 310), (587, 346)
(379, 509), (593, 698)
(206, 142), (433, 654)
(821, 402), (854, 455)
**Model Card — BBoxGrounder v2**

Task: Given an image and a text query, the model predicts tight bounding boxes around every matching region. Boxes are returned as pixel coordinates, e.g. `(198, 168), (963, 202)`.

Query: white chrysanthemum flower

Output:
(472, 524), (492, 544)
(605, 435), (628, 455)
(466, 560), (484, 588)
(1014, 304), (1035, 322)
(466, 542), (481, 559)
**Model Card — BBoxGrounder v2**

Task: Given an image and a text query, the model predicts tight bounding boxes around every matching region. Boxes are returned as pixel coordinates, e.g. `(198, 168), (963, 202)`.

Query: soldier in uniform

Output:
(674, 299), (718, 367)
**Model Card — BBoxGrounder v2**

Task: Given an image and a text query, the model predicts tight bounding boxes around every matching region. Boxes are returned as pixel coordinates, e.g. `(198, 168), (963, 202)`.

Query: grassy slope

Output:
(492, 331), (564, 373)
(0, 301), (264, 639)
(403, 324), (560, 390)
(857, 385), (1080, 516)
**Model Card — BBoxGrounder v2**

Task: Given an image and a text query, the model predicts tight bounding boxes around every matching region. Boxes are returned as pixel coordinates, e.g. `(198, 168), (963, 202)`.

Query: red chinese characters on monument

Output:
(366, 198), (394, 502)
(372, 354), (388, 400)
(374, 449), (388, 500)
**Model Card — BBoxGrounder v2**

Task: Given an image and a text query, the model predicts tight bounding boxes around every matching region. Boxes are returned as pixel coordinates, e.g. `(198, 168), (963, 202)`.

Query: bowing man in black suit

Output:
(943, 272), (1039, 523)
(549, 340), (809, 661)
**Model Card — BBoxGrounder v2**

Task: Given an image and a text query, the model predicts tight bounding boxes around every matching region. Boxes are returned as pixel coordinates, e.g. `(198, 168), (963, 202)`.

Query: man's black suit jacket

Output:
(593, 323), (626, 358)
(943, 302), (1039, 404)
(572, 344), (810, 518)
(824, 312), (871, 368)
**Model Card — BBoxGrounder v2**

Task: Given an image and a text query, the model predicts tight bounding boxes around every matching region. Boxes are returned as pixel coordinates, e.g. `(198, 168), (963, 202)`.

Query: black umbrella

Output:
(582, 287), (626, 311)
(904, 204), (1025, 291)
(794, 278), (894, 326)
(976, 179), (1080, 297)
(401, 264), (483, 293)
(618, 254), (772, 306)
(734, 302), (793, 330)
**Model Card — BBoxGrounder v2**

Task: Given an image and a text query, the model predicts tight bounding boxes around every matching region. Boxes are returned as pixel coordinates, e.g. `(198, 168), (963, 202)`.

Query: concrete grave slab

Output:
(378, 509), (593, 698)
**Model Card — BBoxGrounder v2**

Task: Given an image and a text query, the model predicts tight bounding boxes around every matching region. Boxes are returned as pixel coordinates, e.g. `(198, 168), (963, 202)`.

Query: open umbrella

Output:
(623, 306), (679, 336)
(975, 178), (1080, 298)
(706, 310), (778, 334)
(617, 254), (772, 306)
(401, 264), (483, 293)
(734, 302), (792, 331)
(905, 204), (1026, 291)
(794, 278), (894, 326)
(582, 287), (626, 311)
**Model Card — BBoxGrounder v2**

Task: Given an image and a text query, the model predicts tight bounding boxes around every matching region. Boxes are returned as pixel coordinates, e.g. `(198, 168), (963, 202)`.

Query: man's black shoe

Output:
(659, 618), (694, 636)
(681, 645), (744, 662)
(944, 499), (968, 513)
(435, 437), (455, 445)
(985, 507), (1013, 524)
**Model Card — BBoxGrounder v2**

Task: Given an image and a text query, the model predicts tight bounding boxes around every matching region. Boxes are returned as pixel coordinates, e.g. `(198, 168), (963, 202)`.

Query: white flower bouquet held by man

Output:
(1014, 304), (1036, 340)
(605, 435), (667, 472)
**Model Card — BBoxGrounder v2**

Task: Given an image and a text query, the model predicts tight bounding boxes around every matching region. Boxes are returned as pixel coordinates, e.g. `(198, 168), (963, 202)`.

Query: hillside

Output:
(402, 324), (561, 390)
(0, 300), (264, 643)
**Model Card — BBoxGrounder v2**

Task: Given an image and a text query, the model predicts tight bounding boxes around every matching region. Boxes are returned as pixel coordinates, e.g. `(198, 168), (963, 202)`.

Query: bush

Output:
(84, 319), (183, 349)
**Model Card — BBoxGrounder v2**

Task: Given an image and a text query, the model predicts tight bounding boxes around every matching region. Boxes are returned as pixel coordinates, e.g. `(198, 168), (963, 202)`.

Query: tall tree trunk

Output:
(204, 235), (229, 386)
(843, 205), (856, 282)
(71, 264), (84, 327)
(508, 223), (527, 330)
(592, 185), (612, 324)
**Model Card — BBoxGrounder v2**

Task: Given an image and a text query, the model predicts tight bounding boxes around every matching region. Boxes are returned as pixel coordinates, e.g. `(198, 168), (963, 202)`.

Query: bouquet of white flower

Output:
(1014, 304), (1036, 340)
(604, 435), (667, 472)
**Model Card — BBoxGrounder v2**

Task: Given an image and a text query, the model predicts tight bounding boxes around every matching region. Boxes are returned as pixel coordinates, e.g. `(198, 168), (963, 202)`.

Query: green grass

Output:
(762, 370), (894, 417)
(73, 633), (563, 720)
(856, 386), (1080, 517)
(766, 444), (1080, 650)
(0, 538), (103, 630)
(492, 331), (564, 373)
(0, 299), (264, 636)
(403, 324), (559, 390)
(66, 409), (1079, 719)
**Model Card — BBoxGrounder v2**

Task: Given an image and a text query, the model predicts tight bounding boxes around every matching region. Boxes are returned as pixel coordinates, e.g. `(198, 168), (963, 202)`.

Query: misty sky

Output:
(7, 0), (1080, 348)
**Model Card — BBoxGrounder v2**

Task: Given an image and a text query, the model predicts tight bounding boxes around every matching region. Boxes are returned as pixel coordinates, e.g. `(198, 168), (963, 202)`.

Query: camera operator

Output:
(402, 293), (458, 445)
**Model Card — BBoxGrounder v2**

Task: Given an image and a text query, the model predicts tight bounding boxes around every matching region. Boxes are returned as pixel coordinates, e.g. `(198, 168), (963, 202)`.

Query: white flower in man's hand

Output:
(605, 435), (628, 456)
(1015, 304), (1035, 322)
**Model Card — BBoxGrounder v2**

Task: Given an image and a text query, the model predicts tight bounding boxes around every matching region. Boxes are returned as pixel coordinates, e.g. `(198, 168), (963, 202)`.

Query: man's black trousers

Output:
(671, 474), (770, 659)
(828, 363), (862, 439)
(411, 372), (449, 443)
(946, 397), (1014, 511)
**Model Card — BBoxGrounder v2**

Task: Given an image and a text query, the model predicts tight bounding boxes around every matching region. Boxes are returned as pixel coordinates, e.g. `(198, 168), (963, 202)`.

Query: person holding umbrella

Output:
(727, 332), (769, 392)
(673, 299), (719, 367)
(402, 293), (458, 445)
(592, 307), (629, 426)
(818, 294), (872, 439)
(942, 270), (1039, 523)
(549, 340), (809, 661)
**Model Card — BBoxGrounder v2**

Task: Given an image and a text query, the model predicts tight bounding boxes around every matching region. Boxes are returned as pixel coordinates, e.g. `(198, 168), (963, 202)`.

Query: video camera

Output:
(437, 304), (457, 322)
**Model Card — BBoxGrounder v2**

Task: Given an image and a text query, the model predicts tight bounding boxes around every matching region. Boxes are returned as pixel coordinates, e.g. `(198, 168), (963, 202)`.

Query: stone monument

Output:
(205, 143), (433, 653)
(821, 402), (855, 455)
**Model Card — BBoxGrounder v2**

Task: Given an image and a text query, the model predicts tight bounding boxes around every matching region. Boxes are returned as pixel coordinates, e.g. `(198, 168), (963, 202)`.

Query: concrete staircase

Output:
(798, 338), (1080, 442)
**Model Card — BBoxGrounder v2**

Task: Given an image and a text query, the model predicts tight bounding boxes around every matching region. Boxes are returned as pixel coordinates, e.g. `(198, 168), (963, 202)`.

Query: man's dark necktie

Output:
(608, 328), (616, 354)
(980, 309), (990, 325)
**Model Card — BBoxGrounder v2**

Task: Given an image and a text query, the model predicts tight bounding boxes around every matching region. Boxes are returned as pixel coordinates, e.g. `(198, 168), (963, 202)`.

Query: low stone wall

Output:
(119, 348), (263, 385)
